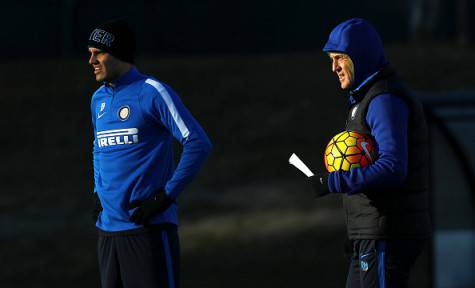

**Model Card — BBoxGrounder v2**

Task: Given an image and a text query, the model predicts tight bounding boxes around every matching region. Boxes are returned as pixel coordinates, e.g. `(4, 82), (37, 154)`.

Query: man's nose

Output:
(332, 59), (339, 73)
(89, 54), (96, 65)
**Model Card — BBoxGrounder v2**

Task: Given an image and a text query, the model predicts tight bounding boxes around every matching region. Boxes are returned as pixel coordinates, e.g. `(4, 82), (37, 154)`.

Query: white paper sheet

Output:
(288, 153), (314, 177)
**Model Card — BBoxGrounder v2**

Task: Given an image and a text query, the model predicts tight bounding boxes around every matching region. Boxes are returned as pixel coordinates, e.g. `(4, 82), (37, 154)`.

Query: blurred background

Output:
(1, 0), (475, 287)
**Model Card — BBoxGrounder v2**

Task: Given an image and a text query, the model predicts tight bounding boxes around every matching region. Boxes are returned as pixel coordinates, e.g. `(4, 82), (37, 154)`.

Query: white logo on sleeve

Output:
(97, 102), (106, 119)
(97, 128), (139, 147)
(361, 141), (373, 163)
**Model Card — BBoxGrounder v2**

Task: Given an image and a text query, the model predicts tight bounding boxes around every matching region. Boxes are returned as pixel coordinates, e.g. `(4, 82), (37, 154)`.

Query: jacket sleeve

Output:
(91, 98), (100, 193)
(328, 93), (409, 194)
(141, 80), (212, 199)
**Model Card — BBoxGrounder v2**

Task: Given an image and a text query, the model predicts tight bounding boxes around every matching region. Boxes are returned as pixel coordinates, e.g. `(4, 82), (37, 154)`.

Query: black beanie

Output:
(88, 20), (136, 63)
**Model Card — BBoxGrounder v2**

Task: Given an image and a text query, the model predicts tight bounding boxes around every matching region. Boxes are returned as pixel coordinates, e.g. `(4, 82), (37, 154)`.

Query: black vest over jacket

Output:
(343, 67), (431, 239)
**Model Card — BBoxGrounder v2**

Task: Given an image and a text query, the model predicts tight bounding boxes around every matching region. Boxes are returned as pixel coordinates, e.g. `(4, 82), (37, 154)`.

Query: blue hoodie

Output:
(322, 18), (409, 194)
(91, 67), (212, 232)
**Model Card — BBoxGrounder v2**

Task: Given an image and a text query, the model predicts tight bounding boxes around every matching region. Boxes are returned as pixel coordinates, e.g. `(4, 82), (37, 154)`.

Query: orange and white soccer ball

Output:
(324, 131), (378, 172)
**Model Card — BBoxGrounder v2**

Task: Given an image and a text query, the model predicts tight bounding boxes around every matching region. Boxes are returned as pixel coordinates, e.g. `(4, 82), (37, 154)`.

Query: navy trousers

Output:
(346, 239), (426, 288)
(97, 224), (180, 288)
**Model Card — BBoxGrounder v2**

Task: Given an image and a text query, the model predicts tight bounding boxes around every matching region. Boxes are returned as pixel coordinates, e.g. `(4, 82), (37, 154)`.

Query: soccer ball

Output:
(324, 131), (377, 172)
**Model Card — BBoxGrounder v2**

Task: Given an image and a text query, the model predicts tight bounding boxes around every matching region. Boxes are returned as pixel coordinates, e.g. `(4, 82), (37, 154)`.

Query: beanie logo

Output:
(89, 29), (115, 47)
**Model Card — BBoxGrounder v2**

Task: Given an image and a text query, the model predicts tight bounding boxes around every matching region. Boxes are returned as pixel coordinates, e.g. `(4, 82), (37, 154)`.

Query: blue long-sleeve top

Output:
(91, 67), (212, 232)
(322, 18), (409, 195)
(328, 93), (409, 194)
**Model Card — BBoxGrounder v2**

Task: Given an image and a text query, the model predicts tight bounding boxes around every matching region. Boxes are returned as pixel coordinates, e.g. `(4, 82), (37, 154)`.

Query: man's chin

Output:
(340, 81), (352, 90)
(340, 84), (350, 90)
(95, 75), (105, 82)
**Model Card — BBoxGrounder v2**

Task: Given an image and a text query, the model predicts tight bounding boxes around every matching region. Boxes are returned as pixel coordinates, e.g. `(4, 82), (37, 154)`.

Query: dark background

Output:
(1, 0), (474, 287)
(0, 0), (471, 57)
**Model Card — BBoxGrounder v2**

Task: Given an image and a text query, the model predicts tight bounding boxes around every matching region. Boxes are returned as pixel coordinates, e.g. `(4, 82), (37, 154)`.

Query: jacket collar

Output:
(348, 64), (394, 105)
(105, 67), (142, 89)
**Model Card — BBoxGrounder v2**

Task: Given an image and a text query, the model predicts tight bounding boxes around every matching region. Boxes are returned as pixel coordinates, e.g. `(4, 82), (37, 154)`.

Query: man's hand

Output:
(308, 172), (330, 198)
(128, 189), (175, 225)
(93, 192), (102, 223)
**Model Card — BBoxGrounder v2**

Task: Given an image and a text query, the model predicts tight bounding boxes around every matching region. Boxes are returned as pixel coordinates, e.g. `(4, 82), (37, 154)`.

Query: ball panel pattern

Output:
(323, 131), (377, 172)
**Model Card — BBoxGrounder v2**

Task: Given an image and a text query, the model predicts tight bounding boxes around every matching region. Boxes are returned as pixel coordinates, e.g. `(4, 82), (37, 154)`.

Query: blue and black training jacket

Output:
(323, 18), (431, 239)
(91, 67), (212, 232)
(323, 18), (409, 195)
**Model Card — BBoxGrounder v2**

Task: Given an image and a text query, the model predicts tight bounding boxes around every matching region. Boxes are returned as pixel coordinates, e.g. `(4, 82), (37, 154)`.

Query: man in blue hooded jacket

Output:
(309, 18), (431, 287)
(88, 20), (212, 288)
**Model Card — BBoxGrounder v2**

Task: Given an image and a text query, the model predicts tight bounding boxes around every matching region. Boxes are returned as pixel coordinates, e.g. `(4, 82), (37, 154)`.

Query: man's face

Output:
(88, 47), (122, 83)
(329, 53), (354, 90)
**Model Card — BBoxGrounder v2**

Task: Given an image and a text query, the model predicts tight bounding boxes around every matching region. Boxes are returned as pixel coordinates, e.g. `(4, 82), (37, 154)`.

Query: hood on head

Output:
(323, 18), (387, 89)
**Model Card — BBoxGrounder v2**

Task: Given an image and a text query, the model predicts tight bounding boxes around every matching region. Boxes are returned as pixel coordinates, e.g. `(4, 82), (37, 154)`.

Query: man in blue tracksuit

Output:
(309, 18), (431, 287)
(88, 20), (212, 288)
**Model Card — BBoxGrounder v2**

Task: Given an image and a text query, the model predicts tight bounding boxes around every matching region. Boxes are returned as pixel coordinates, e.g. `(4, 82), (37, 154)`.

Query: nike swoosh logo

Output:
(361, 141), (373, 163)
(97, 112), (106, 119)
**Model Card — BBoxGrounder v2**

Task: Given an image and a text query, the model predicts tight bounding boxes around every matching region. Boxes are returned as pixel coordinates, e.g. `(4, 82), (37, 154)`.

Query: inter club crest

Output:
(118, 106), (130, 121)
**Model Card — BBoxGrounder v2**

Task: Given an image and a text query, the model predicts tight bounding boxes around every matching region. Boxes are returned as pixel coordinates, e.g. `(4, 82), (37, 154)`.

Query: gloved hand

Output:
(128, 189), (175, 225)
(92, 192), (102, 222)
(308, 172), (330, 198)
